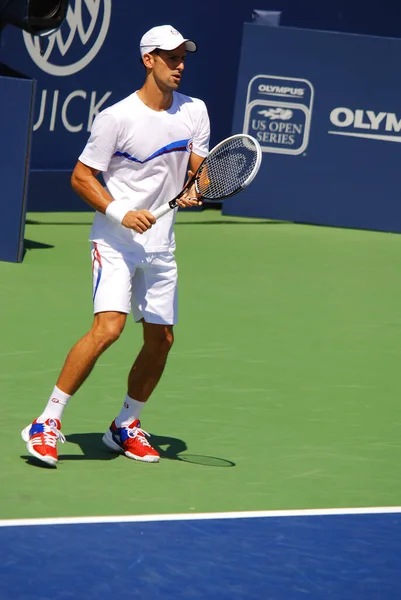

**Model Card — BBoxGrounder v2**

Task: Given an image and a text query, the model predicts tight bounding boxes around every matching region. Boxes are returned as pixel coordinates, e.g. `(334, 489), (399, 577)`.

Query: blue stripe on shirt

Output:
(113, 139), (190, 164)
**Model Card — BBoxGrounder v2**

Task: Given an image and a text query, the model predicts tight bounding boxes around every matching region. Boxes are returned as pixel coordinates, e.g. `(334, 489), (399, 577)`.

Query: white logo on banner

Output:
(257, 85), (305, 98)
(23, 0), (112, 77)
(258, 108), (293, 120)
(244, 75), (314, 155)
(328, 108), (401, 143)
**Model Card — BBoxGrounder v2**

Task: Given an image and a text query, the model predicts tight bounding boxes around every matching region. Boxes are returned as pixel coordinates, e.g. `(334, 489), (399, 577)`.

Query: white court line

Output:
(1, 507), (401, 528)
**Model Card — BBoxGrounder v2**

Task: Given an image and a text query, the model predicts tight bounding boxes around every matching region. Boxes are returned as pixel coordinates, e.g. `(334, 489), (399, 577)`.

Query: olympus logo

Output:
(23, 0), (112, 77)
(258, 84), (305, 98)
(329, 107), (401, 143)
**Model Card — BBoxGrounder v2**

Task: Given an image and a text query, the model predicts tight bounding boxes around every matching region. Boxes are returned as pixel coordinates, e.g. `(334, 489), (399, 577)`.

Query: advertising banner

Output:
(226, 23), (401, 233)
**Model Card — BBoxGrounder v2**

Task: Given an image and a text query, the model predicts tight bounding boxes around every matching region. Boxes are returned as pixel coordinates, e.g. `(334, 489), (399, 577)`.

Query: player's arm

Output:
(71, 160), (109, 212)
(177, 102), (210, 208)
(71, 161), (155, 233)
(176, 152), (206, 208)
(189, 152), (205, 174)
(72, 109), (156, 233)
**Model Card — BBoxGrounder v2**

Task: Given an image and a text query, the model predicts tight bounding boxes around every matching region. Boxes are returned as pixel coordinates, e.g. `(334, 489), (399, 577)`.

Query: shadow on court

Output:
(20, 433), (118, 467)
(20, 456), (57, 469)
(25, 220), (92, 226)
(23, 238), (54, 254)
(21, 432), (235, 468)
(175, 220), (284, 226)
(150, 433), (236, 467)
(25, 218), (284, 227)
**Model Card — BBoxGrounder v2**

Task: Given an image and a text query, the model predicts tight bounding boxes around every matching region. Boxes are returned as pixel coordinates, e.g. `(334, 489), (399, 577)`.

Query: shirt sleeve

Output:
(78, 111), (118, 172)
(192, 102), (210, 158)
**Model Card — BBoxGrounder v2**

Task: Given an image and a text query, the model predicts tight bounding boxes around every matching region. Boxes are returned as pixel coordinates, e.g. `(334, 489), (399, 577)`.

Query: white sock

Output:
(37, 386), (71, 424)
(115, 395), (145, 427)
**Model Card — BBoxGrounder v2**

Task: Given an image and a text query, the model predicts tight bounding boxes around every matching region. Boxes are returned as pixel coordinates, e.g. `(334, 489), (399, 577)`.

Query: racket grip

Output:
(152, 201), (176, 220)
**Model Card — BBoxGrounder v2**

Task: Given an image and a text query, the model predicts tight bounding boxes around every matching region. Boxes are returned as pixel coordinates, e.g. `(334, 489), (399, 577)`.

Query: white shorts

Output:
(91, 242), (178, 325)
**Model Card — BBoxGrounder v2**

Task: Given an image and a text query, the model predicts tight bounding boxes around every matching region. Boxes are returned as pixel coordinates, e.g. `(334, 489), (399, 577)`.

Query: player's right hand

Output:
(122, 210), (156, 233)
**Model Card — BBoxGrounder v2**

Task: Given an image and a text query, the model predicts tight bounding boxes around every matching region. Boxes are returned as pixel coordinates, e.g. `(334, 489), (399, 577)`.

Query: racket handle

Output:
(152, 201), (176, 220)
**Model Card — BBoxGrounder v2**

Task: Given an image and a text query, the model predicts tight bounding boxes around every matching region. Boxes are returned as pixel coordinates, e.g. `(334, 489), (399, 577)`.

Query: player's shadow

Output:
(20, 433), (117, 467)
(21, 432), (235, 467)
(64, 433), (120, 461)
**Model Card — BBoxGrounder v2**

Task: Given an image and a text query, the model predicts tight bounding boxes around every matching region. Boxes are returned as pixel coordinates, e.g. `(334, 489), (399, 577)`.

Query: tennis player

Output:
(21, 25), (210, 466)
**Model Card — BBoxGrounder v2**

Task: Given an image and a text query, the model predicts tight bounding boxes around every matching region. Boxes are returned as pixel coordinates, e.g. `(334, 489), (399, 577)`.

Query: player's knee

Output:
(145, 327), (174, 356)
(92, 315), (125, 349)
(102, 325), (123, 346)
(163, 329), (174, 352)
(156, 330), (174, 355)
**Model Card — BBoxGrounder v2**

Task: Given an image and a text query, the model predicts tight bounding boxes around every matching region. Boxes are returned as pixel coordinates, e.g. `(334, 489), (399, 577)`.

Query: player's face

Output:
(152, 44), (186, 91)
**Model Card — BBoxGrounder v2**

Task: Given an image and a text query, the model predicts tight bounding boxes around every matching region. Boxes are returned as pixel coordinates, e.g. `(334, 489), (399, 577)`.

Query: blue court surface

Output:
(1, 507), (401, 599)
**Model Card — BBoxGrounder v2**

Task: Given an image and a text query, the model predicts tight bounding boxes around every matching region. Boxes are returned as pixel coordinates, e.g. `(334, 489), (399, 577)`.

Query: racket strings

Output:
(197, 136), (259, 199)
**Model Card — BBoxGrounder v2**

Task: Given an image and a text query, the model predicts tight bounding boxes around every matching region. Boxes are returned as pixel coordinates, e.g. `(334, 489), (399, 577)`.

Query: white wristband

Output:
(105, 202), (129, 224)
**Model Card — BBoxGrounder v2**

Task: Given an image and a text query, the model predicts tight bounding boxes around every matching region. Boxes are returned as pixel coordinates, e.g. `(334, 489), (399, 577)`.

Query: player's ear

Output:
(142, 53), (154, 69)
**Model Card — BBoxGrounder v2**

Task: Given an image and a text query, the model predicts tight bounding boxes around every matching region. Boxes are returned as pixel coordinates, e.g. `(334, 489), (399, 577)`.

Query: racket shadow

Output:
(149, 433), (236, 467)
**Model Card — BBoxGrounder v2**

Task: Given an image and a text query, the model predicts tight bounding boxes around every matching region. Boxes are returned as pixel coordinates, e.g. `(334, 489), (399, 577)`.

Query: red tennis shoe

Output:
(21, 418), (65, 467)
(102, 419), (160, 463)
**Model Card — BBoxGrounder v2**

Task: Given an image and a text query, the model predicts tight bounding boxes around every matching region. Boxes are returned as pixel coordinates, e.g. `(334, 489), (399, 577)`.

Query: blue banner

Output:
(225, 23), (401, 233)
(0, 67), (34, 262)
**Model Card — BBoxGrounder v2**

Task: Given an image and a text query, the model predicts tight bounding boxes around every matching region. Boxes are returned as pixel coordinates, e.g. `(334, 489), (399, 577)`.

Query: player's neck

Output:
(137, 80), (174, 112)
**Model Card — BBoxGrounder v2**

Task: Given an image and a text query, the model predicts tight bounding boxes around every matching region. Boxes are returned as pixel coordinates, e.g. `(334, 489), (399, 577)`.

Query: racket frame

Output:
(196, 134), (262, 201)
(152, 134), (262, 219)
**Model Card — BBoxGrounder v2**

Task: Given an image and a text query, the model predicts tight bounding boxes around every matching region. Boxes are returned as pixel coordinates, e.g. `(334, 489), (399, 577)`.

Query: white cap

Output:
(140, 25), (197, 58)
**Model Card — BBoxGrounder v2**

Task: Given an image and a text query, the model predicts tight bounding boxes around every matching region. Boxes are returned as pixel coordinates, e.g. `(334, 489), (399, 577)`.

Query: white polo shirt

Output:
(79, 91), (210, 253)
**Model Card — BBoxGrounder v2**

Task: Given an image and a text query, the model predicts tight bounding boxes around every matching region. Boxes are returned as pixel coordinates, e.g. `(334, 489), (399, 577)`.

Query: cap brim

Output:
(158, 39), (197, 52)
(184, 39), (197, 52)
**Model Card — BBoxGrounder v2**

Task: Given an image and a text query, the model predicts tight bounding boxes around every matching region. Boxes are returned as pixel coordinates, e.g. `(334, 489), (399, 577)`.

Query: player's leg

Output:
(56, 311), (127, 395)
(21, 242), (133, 466)
(127, 321), (174, 402)
(103, 252), (178, 462)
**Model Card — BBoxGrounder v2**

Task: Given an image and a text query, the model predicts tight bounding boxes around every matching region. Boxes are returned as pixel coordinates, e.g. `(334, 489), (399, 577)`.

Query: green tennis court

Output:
(1, 209), (401, 520)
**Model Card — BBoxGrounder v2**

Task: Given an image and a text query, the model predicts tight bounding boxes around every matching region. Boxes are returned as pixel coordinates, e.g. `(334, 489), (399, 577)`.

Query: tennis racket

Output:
(152, 134), (262, 220)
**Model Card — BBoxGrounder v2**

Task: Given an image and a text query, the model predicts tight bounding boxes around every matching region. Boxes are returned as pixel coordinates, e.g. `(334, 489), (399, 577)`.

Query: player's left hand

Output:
(176, 170), (203, 209)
